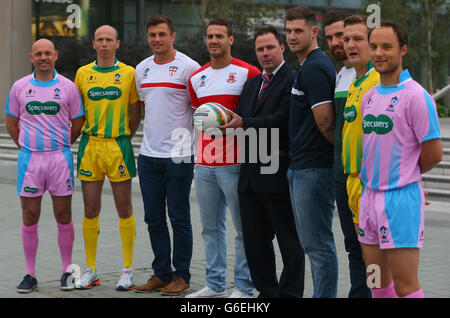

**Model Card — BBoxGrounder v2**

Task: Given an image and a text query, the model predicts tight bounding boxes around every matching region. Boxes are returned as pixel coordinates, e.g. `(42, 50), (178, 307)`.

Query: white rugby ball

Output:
(193, 102), (232, 134)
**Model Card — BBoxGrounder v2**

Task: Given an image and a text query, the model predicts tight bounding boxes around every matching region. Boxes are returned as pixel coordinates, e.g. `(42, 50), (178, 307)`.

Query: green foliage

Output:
(436, 101), (449, 118)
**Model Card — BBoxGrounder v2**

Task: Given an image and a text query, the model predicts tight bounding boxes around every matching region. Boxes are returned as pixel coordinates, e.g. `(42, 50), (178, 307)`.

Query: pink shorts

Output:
(358, 182), (425, 249)
(17, 148), (74, 197)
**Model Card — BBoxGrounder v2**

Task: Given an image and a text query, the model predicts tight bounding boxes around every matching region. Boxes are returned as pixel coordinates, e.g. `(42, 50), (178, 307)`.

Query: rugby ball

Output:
(193, 102), (232, 134)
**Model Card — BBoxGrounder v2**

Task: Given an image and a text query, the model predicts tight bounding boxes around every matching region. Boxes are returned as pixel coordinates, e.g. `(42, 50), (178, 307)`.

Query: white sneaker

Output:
(75, 267), (100, 289)
(115, 267), (135, 291)
(229, 289), (253, 298)
(185, 286), (226, 298)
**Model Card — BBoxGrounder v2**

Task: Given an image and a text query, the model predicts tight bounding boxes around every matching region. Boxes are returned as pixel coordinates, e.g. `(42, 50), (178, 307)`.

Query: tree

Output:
(364, 0), (450, 92)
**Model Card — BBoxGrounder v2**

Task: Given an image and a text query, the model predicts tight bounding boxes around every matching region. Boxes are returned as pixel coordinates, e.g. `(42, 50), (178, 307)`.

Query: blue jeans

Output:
(138, 155), (194, 283)
(334, 178), (371, 298)
(194, 164), (253, 295)
(287, 168), (338, 298)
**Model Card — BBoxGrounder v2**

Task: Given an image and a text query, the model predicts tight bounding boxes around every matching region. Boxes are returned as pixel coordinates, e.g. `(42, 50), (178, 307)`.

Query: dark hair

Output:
(323, 9), (352, 27)
(254, 25), (284, 45)
(369, 21), (408, 47)
(207, 18), (234, 36)
(344, 15), (372, 39)
(147, 15), (175, 33)
(285, 5), (317, 26)
(344, 15), (368, 27)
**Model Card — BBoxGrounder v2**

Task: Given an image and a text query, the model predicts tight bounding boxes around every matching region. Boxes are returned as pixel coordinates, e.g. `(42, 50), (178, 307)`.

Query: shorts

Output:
(17, 148), (74, 197)
(347, 173), (362, 224)
(77, 134), (136, 182)
(358, 182), (425, 249)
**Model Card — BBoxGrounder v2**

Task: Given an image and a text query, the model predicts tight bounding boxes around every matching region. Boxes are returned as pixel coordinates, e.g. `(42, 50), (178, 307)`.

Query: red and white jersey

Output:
(189, 58), (261, 166)
(136, 51), (200, 158)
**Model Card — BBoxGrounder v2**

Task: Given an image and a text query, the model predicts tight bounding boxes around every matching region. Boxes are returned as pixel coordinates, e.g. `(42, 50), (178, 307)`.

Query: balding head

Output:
(94, 25), (119, 41)
(29, 38), (58, 78)
(32, 38), (56, 54)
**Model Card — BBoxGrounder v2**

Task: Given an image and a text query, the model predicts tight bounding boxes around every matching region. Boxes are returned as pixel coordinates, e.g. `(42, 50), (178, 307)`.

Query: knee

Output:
(84, 203), (101, 218)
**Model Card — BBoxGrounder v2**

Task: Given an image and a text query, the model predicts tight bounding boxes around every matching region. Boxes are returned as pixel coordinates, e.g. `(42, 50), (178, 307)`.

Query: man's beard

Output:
(331, 46), (347, 62)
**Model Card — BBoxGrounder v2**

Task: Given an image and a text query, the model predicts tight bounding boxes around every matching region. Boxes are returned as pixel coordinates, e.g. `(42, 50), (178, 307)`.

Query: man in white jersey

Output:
(323, 9), (370, 298)
(186, 18), (260, 299)
(5, 39), (84, 293)
(134, 15), (200, 296)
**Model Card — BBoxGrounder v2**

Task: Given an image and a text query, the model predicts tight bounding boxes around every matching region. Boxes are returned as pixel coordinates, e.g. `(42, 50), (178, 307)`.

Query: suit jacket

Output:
(235, 62), (296, 194)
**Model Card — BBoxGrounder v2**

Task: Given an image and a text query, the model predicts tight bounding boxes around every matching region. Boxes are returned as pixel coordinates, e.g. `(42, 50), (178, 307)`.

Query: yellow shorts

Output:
(347, 174), (362, 224)
(77, 134), (136, 182)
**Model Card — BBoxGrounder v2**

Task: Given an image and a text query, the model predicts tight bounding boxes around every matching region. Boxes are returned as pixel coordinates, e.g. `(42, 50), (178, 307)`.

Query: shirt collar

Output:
(377, 69), (412, 95)
(262, 60), (285, 77)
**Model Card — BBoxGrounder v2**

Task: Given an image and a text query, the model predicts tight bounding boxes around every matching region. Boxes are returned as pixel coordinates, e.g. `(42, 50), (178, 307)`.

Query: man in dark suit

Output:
(220, 26), (305, 298)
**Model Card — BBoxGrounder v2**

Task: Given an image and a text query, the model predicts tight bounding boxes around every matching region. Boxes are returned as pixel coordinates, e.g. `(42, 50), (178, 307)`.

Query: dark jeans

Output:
(137, 155), (194, 283)
(334, 178), (371, 298)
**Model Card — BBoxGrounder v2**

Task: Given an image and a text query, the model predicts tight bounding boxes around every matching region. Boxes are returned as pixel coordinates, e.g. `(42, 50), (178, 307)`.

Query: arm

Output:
(70, 116), (85, 144)
(6, 114), (20, 148)
(419, 138), (443, 174)
(129, 101), (143, 139)
(312, 102), (335, 145)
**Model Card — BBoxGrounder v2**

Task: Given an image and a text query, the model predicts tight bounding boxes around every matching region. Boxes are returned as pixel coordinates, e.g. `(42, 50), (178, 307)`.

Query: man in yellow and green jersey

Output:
(341, 16), (380, 228)
(74, 25), (142, 291)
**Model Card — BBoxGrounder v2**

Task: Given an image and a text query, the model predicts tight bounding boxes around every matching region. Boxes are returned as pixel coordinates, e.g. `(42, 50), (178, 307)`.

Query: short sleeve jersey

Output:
(333, 66), (356, 182)
(360, 69), (441, 191)
(289, 48), (336, 169)
(342, 62), (380, 175)
(189, 58), (261, 166)
(75, 60), (140, 138)
(5, 71), (84, 152)
(135, 51), (200, 158)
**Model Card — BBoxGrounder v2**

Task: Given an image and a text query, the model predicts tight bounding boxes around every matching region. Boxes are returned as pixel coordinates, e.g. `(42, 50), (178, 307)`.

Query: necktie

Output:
(258, 73), (273, 100)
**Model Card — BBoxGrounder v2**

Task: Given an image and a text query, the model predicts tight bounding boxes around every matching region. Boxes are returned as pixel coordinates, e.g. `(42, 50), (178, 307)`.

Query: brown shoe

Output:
(160, 277), (189, 296)
(134, 276), (168, 293)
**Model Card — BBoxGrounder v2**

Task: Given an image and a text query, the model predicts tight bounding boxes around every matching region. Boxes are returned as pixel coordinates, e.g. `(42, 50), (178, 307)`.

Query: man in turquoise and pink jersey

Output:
(5, 39), (85, 293)
(187, 18), (260, 298)
(358, 22), (442, 298)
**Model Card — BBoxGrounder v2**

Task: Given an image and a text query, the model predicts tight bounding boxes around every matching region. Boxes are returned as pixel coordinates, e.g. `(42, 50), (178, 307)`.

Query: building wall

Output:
(0, 0), (32, 124)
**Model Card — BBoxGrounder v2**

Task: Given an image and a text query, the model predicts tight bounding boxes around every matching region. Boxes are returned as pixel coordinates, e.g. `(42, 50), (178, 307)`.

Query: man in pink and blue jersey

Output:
(358, 22), (443, 298)
(5, 39), (85, 293)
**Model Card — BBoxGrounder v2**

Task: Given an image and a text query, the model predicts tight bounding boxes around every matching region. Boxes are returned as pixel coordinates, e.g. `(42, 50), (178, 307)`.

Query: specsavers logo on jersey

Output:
(343, 105), (357, 123)
(88, 87), (122, 101)
(363, 114), (393, 135)
(26, 101), (60, 115)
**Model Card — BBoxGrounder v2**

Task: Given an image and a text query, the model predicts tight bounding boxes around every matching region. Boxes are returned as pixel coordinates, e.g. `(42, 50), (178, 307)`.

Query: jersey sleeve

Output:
(188, 75), (200, 109)
(247, 65), (261, 80)
(409, 90), (441, 143)
(74, 69), (85, 103)
(128, 70), (140, 105)
(69, 83), (85, 119)
(302, 64), (334, 109)
(134, 64), (145, 103)
(4, 84), (19, 117)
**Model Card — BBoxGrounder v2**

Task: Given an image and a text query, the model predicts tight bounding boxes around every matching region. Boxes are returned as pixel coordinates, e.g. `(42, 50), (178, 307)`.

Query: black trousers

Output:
(239, 187), (305, 298)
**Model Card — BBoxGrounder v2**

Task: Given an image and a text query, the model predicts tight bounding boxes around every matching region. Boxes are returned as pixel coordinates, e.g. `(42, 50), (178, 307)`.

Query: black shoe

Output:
(17, 274), (38, 293)
(60, 272), (75, 291)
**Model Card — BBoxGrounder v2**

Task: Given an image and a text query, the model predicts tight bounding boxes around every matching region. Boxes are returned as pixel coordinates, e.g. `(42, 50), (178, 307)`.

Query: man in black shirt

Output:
(285, 5), (338, 298)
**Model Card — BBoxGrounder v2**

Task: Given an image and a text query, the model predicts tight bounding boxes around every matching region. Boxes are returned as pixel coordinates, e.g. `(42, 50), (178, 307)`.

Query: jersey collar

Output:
(30, 70), (60, 87)
(93, 58), (120, 73)
(376, 69), (412, 95)
(353, 61), (375, 87)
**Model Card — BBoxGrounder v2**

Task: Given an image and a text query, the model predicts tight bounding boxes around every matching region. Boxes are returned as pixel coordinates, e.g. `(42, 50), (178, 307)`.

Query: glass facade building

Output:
(32, 0), (363, 42)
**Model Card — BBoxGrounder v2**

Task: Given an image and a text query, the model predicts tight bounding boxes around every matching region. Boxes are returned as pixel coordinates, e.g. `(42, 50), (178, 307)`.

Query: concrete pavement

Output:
(0, 157), (449, 299)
